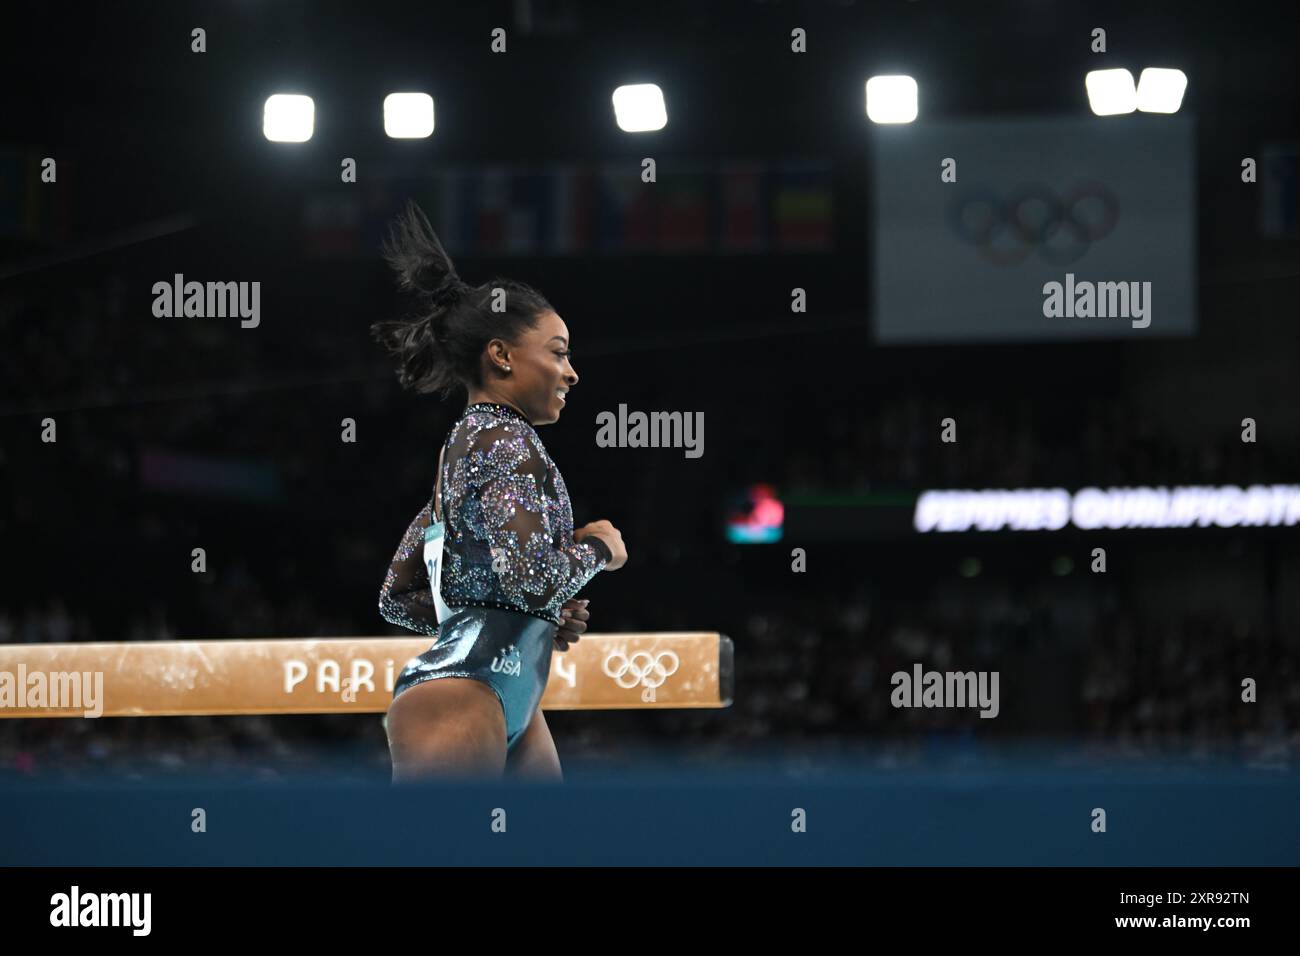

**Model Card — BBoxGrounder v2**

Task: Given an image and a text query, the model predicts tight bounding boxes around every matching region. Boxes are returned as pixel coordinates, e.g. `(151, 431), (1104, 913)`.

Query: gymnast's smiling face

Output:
(497, 310), (579, 426)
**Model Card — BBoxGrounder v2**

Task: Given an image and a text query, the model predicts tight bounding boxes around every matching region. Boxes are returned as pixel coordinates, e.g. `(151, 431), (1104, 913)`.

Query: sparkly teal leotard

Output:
(379, 401), (611, 749)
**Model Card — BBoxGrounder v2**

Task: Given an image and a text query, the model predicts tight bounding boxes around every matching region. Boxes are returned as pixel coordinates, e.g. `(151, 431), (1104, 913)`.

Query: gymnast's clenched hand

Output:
(575, 520), (627, 570)
(555, 598), (590, 651)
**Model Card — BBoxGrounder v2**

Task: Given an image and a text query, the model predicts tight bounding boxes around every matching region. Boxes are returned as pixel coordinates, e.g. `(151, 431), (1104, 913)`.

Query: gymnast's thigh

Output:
(386, 676), (508, 766)
(505, 707), (563, 781)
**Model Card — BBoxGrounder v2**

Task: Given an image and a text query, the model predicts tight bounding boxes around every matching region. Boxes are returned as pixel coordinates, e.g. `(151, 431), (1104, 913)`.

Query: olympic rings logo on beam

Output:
(602, 649), (680, 702)
(946, 182), (1121, 266)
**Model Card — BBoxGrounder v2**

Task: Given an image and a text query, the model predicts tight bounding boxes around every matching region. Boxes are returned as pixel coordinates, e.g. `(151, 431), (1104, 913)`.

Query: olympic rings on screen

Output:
(946, 181), (1120, 265)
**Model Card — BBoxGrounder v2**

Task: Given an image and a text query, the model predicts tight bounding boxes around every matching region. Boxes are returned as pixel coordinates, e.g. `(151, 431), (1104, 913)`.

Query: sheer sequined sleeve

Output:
(461, 422), (608, 616)
(377, 502), (441, 636)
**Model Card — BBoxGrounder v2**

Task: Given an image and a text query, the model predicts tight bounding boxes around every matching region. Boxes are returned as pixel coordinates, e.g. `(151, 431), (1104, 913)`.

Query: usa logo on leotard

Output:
(490, 644), (521, 677)
(602, 649), (680, 703)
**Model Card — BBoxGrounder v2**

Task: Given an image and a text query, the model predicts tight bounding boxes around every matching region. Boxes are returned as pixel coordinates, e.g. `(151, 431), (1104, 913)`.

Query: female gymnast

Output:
(372, 200), (627, 782)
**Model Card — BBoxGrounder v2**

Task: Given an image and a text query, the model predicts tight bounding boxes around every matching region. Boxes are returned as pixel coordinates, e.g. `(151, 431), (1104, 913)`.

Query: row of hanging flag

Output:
(301, 159), (833, 257)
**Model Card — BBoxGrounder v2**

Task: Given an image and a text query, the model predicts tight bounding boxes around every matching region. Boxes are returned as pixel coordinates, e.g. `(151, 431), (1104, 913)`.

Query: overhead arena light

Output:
(1136, 68), (1188, 113)
(384, 92), (435, 138)
(263, 94), (315, 142)
(612, 84), (667, 132)
(865, 75), (918, 124)
(1085, 68), (1137, 116)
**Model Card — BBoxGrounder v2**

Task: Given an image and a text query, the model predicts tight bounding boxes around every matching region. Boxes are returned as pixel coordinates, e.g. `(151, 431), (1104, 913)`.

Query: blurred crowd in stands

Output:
(3, 271), (1298, 780)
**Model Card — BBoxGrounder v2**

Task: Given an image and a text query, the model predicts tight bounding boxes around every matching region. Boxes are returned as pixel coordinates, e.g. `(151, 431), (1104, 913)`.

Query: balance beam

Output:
(0, 632), (733, 718)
